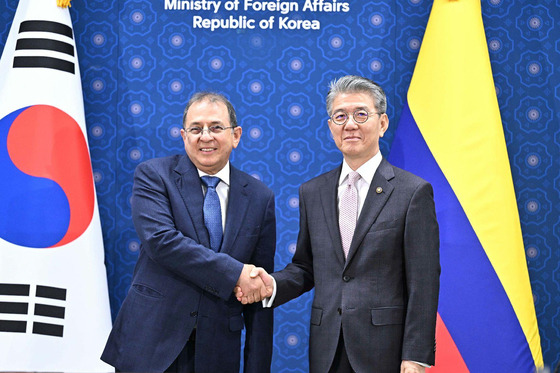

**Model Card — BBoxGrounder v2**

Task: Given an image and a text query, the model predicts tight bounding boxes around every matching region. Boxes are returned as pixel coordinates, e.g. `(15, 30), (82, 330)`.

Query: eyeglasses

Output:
(330, 109), (382, 126)
(185, 125), (235, 136)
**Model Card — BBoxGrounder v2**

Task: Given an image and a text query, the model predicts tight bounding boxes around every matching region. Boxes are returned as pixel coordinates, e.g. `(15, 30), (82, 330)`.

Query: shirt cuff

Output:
(410, 361), (430, 368)
(261, 276), (277, 308)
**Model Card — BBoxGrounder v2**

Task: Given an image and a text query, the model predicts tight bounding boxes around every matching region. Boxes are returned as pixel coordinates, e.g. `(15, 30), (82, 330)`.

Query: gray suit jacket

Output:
(272, 158), (440, 373)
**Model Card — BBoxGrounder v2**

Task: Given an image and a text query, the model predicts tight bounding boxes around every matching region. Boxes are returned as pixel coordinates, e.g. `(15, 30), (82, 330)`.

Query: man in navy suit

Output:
(237, 75), (440, 373)
(102, 92), (276, 372)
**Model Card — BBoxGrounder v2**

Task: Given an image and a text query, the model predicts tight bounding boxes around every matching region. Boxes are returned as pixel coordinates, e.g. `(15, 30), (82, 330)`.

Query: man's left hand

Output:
(400, 360), (425, 373)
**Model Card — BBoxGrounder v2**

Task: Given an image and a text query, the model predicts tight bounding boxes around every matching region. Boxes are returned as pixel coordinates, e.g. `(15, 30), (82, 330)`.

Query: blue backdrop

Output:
(1, 0), (558, 370)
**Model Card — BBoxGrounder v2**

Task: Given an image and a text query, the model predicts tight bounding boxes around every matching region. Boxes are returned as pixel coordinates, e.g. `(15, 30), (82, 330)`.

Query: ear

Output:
(232, 126), (242, 148)
(327, 118), (335, 136)
(379, 113), (389, 137)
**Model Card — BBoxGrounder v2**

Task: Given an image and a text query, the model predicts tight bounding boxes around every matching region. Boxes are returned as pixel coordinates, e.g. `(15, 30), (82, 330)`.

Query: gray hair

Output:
(326, 75), (387, 116)
(182, 91), (237, 128)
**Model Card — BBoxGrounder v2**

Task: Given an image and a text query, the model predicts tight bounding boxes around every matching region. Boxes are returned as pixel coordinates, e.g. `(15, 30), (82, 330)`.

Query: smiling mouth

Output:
(200, 148), (217, 152)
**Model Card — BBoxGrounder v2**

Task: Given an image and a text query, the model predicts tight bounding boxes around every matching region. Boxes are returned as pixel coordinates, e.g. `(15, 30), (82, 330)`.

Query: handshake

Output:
(234, 264), (274, 304)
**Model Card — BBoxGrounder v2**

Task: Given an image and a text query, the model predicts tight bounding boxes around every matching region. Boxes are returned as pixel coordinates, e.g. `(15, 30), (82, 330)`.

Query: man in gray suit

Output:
(237, 75), (440, 373)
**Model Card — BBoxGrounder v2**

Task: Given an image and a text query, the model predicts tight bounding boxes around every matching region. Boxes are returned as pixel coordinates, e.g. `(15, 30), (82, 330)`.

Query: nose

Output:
(200, 128), (214, 140)
(344, 116), (359, 129)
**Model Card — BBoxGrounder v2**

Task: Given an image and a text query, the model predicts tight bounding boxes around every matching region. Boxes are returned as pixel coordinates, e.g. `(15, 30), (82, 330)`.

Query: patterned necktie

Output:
(201, 176), (223, 252)
(339, 171), (360, 259)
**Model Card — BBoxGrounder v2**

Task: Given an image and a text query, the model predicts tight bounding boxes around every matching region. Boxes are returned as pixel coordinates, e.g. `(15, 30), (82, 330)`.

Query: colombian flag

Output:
(388, 0), (543, 371)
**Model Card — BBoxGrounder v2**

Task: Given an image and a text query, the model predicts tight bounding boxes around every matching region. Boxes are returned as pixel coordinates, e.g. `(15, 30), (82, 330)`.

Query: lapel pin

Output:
(376, 187), (383, 194)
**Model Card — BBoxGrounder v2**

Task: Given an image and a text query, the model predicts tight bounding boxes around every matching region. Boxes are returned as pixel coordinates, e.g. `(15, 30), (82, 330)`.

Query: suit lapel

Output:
(345, 159), (395, 268)
(173, 155), (210, 248)
(221, 165), (249, 254)
(319, 166), (346, 268)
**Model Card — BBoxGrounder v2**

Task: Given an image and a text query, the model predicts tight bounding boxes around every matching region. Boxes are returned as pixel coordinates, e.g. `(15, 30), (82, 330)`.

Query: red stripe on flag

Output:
(427, 313), (469, 372)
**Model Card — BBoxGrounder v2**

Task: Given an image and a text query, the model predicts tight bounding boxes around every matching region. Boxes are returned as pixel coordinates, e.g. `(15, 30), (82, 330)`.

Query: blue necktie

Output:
(201, 176), (223, 252)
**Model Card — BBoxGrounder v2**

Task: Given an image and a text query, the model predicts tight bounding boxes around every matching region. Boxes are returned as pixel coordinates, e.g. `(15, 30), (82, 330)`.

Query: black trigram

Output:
(13, 20), (75, 74)
(0, 283), (66, 337)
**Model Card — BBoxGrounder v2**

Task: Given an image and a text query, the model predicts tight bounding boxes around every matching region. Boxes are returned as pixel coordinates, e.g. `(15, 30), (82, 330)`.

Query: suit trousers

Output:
(165, 329), (196, 373)
(328, 330), (354, 373)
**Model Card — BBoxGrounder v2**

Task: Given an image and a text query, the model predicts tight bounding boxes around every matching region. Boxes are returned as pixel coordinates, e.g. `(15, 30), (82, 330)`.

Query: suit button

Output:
(190, 311), (198, 317)
(338, 308), (342, 315)
(343, 275), (351, 282)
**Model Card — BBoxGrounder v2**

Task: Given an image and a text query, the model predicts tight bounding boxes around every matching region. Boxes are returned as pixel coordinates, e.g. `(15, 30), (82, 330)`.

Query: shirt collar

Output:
(338, 151), (382, 187)
(197, 161), (230, 186)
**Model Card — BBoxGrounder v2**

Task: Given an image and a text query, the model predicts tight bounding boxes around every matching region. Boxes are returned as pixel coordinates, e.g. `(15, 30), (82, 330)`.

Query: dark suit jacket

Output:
(272, 158), (440, 373)
(101, 155), (276, 373)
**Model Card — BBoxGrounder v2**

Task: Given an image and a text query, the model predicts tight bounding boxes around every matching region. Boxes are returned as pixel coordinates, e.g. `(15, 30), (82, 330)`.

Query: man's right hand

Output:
(234, 266), (273, 304)
(235, 264), (272, 304)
